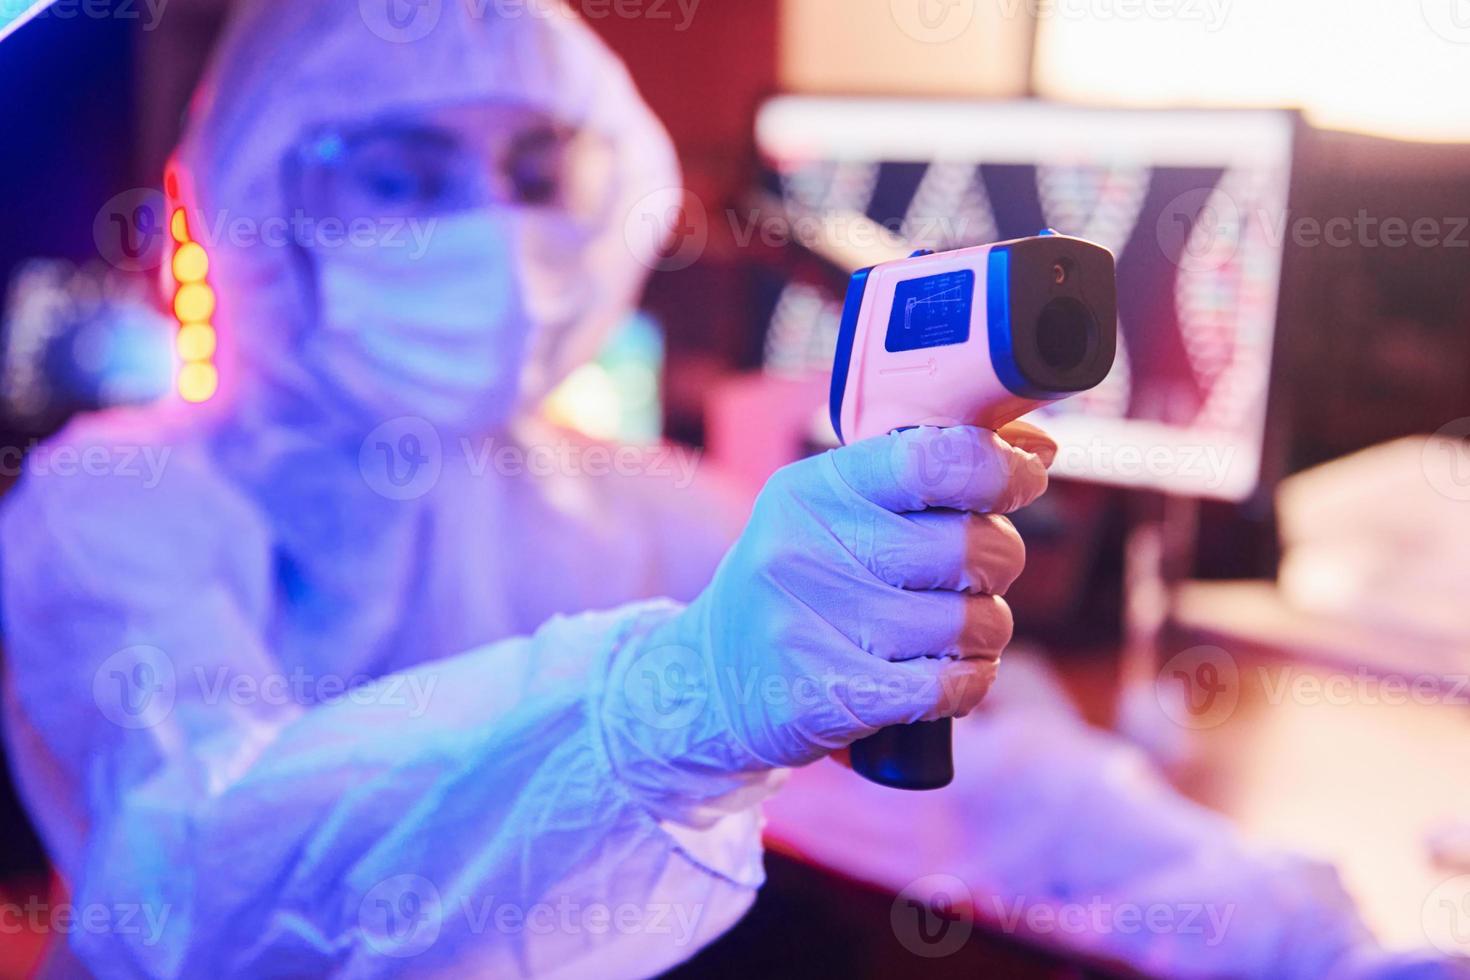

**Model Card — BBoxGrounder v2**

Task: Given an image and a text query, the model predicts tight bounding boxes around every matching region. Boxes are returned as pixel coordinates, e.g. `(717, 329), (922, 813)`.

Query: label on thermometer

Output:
(885, 269), (974, 353)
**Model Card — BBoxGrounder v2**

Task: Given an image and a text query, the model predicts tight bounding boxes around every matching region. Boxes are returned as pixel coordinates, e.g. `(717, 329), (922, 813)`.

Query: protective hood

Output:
(171, 0), (680, 433)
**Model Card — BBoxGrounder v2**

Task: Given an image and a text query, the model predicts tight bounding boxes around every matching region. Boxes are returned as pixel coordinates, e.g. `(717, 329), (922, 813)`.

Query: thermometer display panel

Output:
(885, 270), (975, 353)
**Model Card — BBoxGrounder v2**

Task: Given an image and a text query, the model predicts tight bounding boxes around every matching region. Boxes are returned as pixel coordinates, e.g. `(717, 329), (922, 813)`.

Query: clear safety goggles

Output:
(287, 102), (617, 229)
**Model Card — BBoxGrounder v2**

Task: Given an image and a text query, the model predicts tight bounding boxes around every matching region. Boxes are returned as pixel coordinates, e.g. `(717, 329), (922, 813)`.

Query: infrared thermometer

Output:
(830, 231), (1118, 790)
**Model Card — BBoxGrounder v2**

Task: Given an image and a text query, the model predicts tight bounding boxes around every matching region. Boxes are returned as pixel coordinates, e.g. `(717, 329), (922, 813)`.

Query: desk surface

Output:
(764, 594), (1470, 960)
(1173, 580), (1470, 682)
(1162, 580), (1470, 950)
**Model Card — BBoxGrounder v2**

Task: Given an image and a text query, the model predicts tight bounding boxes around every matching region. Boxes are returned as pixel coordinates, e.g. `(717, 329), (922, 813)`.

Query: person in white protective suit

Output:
(0, 1), (1049, 976)
(2, 2), (1466, 979)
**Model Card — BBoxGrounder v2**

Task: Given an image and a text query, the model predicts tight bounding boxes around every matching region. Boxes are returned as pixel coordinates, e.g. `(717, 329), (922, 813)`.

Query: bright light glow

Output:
(173, 283), (216, 324)
(0, 0), (57, 45)
(177, 362), (219, 403)
(164, 167), (219, 406)
(757, 97), (1291, 168)
(171, 242), (209, 283)
(176, 323), (217, 362)
(779, 0), (1030, 97)
(543, 364), (623, 440)
(1036, 1), (1470, 141)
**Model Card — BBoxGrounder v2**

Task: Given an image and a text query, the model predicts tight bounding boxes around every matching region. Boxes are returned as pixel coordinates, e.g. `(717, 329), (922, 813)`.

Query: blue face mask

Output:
(304, 211), (534, 433)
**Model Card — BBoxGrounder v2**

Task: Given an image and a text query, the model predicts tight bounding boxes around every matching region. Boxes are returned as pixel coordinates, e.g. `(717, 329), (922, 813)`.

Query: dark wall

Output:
(0, 7), (139, 285)
(0, 4), (140, 874)
(1276, 130), (1470, 472)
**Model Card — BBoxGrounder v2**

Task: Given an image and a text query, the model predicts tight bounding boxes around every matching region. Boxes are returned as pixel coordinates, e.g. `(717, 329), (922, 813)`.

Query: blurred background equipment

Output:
(1, 260), (172, 433)
(748, 97), (1295, 501)
(542, 313), (667, 444)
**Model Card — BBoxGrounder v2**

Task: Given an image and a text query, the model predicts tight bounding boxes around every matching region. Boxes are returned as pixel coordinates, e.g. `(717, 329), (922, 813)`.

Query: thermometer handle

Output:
(849, 718), (953, 790)
(846, 421), (966, 792)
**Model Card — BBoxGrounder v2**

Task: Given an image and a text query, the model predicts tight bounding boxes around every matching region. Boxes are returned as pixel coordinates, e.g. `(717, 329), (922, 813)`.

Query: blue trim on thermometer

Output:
(830, 265), (872, 445)
(986, 245), (1046, 399)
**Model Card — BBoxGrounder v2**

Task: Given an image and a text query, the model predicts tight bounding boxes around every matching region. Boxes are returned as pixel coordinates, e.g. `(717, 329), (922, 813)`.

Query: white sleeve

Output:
(1, 470), (765, 979)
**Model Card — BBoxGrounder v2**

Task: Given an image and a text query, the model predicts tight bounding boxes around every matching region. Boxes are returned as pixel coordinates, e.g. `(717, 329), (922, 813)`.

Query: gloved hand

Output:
(598, 423), (1056, 822)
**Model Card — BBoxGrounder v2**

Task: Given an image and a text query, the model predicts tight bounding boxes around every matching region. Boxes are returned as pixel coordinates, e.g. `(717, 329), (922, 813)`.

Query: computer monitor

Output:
(753, 97), (1296, 503)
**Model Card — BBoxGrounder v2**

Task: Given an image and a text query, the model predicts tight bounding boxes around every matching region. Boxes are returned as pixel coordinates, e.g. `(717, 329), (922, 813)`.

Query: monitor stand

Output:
(1113, 490), (1203, 769)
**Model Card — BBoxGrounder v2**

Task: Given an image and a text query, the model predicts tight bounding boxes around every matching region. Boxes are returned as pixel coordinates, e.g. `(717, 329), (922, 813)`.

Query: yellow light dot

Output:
(172, 242), (209, 283)
(171, 208), (190, 244)
(174, 283), (216, 324)
(176, 323), (217, 362)
(178, 362), (218, 403)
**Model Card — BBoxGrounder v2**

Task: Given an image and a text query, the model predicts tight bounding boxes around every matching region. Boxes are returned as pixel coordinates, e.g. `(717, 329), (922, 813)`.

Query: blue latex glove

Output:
(600, 423), (1056, 822)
